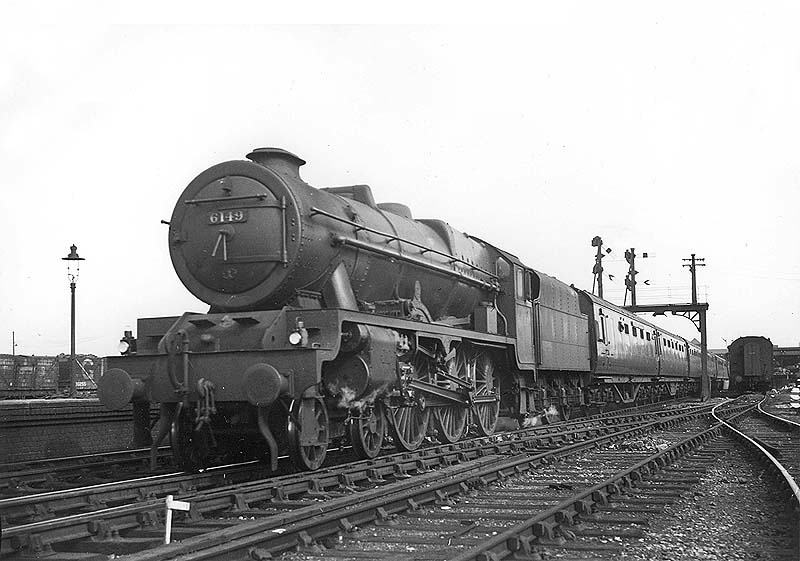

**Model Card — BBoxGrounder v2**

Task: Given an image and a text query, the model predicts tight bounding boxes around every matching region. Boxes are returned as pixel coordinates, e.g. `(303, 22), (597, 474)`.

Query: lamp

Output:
(62, 245), (85, 396)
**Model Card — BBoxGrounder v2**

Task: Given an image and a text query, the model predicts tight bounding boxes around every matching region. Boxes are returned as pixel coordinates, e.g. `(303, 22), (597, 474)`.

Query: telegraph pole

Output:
(682, 253), (705, 304)
(683, 253), (708, 399)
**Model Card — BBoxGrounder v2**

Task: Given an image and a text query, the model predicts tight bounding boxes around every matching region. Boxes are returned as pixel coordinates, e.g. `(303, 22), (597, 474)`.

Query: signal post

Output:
(624, 253), (710, 401)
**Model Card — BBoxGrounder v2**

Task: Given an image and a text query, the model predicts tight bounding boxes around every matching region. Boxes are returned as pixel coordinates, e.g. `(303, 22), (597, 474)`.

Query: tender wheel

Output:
(432, 405), (468, 443)
(170, 403), (214, 471)
(388, 402), (430, 451)
(349, 401), (386, 460)
(287, 397), (330, 471)
(472, 353), (500, 436)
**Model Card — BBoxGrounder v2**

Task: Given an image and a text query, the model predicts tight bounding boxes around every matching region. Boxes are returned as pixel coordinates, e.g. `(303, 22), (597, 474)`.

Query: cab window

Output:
(515, 268), (525, 300)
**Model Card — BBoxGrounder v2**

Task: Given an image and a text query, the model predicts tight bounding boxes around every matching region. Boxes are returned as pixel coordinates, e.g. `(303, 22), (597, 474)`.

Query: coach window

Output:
(640, 330), (644, 339)
(624, 324), (629, 335)
(646, 332), (651, 341)
(632, 326), (637, 337)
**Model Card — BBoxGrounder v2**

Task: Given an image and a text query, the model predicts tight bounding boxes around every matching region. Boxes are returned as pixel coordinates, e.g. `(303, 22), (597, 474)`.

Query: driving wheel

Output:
(388, 402), (429, 451)
(471, 353), (500, 436)
(432, 404), (468, 443)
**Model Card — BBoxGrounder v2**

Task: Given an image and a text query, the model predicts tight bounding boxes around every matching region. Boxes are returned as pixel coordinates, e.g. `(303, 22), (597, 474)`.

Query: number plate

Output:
(209, 209), (248, 224)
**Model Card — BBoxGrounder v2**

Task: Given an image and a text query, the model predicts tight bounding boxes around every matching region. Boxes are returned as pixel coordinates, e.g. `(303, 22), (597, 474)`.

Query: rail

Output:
(712, 398), (800, 512)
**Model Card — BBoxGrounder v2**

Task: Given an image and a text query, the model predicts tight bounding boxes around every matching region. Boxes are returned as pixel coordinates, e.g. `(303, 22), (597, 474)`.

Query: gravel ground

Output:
(620, 445), (798, 561)
(763, 390), (800, 423)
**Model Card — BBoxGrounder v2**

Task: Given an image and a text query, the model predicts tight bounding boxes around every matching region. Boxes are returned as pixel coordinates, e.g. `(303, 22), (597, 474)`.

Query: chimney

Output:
(246, 148), (306, 180)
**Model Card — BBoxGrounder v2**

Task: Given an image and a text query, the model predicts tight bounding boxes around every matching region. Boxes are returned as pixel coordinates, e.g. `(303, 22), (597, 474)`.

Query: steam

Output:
(521, 416), (541, 428)
(331, 384), (390, 411)
(335, 386), (358, 409)
(521, 405), (560, 427)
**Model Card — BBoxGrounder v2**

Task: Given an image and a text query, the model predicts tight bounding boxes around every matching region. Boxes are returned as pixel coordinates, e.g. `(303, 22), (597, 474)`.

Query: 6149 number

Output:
(209, 210), (247, 224)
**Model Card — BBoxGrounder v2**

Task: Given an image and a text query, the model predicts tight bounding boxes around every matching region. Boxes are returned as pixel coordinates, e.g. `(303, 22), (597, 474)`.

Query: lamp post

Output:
(62, 245), (85, 396)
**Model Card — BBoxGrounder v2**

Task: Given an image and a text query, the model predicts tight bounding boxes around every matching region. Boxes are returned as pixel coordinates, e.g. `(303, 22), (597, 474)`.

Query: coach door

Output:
(653, 330), (662, 376)
(514, 266), (536, 365)
(597, 308), (611, 371)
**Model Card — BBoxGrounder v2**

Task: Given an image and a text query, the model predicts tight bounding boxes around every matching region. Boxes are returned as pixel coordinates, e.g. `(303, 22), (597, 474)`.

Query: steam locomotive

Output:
(98, 148), (727, 471)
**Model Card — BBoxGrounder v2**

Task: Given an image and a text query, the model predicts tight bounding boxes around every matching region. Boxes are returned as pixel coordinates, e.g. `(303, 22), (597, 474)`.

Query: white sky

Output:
(2, 10), (799, 357)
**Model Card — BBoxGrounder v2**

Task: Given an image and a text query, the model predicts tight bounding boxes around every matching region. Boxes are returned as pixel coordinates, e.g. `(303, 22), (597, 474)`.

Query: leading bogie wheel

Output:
(349, 400), (386, 460)
(287, 397), (330, 471)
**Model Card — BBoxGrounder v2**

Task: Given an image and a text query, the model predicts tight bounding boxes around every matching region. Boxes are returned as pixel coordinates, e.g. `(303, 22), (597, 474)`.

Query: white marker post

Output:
(165, 494), (191, 544)
(790, 387), (800, 415)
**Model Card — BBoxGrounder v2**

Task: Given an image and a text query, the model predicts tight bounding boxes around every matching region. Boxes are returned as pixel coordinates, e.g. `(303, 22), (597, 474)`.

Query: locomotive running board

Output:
(331, 234), (499, 292)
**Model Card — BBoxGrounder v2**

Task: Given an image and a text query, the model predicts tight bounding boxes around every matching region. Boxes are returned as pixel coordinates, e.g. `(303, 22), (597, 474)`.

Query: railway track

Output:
(720, 395), (800, 512)
(0, 448), (173, 499)
(0, 398), (687, 502)
(1, 399), (739, 560)
(761, 388), (800, 424)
